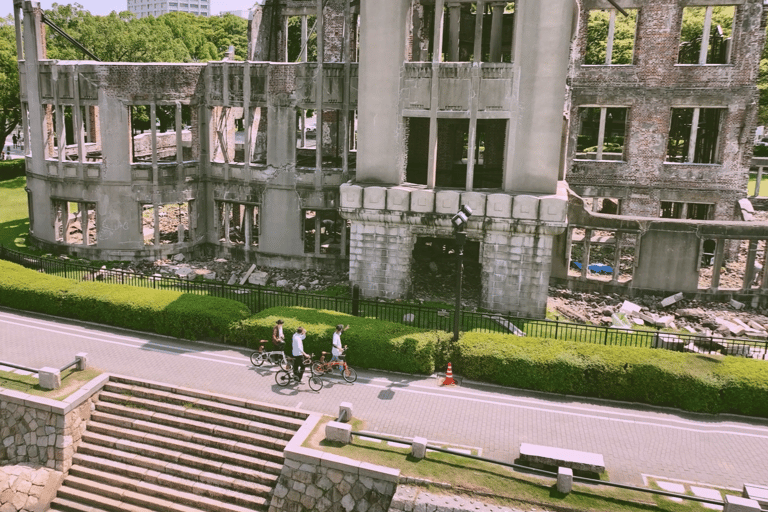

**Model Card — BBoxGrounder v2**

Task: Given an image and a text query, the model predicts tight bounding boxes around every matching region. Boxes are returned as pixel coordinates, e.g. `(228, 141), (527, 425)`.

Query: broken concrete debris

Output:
(660, 292), (684, 308)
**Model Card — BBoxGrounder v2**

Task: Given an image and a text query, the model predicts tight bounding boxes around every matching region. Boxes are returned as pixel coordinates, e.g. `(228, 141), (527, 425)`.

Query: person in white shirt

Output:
(331, 324), (349, 373)
(292, 327), (309, 380)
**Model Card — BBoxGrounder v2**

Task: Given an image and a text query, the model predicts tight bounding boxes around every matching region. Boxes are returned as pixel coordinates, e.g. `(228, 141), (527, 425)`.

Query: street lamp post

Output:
(451, 205), (472, 342)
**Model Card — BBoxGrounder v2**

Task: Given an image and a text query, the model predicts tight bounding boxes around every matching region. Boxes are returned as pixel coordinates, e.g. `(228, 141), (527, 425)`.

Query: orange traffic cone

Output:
(442, 362), (457, 386)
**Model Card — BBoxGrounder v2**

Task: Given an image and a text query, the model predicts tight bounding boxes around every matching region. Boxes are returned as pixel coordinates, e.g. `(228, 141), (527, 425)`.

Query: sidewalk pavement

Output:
(1, 306), (767, 490)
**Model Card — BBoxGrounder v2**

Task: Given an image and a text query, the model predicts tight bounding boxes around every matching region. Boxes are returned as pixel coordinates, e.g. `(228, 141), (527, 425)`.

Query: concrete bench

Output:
(743, 483), (768, 510)
(519, 443), (605, 473)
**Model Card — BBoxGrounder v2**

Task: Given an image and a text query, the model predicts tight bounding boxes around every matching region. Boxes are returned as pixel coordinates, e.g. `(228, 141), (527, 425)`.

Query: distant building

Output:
(126, 0), (209, 18)
(220, 9), (250, 19)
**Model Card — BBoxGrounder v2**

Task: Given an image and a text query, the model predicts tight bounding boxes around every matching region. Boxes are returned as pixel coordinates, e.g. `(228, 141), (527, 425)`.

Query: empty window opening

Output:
(81, 106), (102, 162)
(130, 105), (152, 163)
(410, 236), (482, 306)
(53, 200), (97, 245)
(211, 106), (242, 164)
(568, 228), (633, 283)
(156, 105), (178, 162)
(472, 119), (506, 189)
(297, 109), (317, 153)
(43, 104), (59, 159)
(405, 117), (430, 185)
(303, 210), (345, 255)
(287, 15), (318, 62)
(583, 197), (621, 215)
(576, 107), (627, 161)
(143, 202), (190, 245)
(437, 119), (470, 188)
(666, 108), (723, 164)
(660, 201), (713, 220)
(678, 6), (734, 65)
(426, 2), (514, 63)
(250, 107), (267, 165)
(218, 202), (259, 247)
(585, 9), (637, 65)
(233, 109), (246, 163)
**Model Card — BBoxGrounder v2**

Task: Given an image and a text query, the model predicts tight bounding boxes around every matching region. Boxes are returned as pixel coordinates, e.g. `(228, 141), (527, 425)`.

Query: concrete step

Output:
(72, 451), (273, 497)
(67, 463), (269, 510)
(54, 484), (203, 512)
(63, 474), (266, 512)
(108, 374), (307, 420)
(94, 400), (294, 441)
(97, 392), (298, 438)
(91, 409), (288, 455)
(78, 436), (282, 482)
(87, 417), (285, 464)
(102, 382), (305, 430)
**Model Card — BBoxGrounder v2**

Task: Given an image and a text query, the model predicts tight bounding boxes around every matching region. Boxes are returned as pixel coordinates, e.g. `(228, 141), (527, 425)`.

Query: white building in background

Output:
(126, 0), (210, 18)
(220, 9), (250, 18)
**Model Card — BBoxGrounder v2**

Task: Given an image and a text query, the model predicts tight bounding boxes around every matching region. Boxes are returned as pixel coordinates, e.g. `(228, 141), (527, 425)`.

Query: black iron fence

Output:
(2, 245), (766, 359)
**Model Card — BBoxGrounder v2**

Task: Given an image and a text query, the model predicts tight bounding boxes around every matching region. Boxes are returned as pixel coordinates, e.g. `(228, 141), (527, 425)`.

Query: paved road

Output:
(1, 307), (767, 488)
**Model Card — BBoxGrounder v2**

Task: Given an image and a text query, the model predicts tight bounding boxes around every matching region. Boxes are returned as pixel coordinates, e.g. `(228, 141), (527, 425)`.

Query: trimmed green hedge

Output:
(227, 306), (452, 374)
(0, 159), (25, 181)
(455, 332), (768, 417)
(0, 260), (250, 340)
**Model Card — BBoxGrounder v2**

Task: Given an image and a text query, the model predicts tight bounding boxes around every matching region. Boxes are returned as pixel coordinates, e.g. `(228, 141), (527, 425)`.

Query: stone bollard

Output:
(338, 402), (353, 422)
(75, 352), (88, 371)
(557, 467), (573, 494)
(724, 495), (762, 512)
(38, 367), (61, 390)
(325, 421), (352, 444)
(411, 437), (428, 459)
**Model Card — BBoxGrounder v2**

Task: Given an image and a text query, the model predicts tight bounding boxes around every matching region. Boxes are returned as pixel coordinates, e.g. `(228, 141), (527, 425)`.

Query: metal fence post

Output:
(352, 285), (359, 316)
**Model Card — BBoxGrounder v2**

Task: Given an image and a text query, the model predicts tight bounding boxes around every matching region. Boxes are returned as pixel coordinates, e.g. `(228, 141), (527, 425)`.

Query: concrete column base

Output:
(75, 353), (88, 371)
(338, 402), (353, 422)
(411, 437), (427, 459)
(38, 367), (61, 390)
(724, 495), (762, 512)
(325, 421), (352, 444)
(557, 467), (573, 494)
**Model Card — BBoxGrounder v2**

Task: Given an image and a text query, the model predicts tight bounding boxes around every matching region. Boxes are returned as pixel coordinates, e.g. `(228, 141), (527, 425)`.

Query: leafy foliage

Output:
(0, 16), (20, 145)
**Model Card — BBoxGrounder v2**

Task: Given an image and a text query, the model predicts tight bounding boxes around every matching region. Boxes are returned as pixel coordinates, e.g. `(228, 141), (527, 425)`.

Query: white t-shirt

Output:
(292, 332), (305, 357)
(332, 331), (343, 356)
(278, 325), (284, 339)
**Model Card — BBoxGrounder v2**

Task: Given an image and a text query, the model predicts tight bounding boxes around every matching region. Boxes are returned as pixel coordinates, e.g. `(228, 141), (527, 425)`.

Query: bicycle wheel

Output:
(311, 362), (325, 375)
(308, 375), (324, 392)
(275, 370), (292, 387)
(250, 352), (265, 367)
(279, 358), (292, 372)
(342, 367), (357, 383)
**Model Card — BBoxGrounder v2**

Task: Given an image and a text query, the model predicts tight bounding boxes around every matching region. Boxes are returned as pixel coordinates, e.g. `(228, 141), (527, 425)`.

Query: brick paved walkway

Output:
(1, 307), (767, 488)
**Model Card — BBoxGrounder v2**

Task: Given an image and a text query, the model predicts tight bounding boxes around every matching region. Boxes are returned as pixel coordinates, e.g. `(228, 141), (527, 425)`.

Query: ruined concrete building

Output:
(12, 0), (768, 317)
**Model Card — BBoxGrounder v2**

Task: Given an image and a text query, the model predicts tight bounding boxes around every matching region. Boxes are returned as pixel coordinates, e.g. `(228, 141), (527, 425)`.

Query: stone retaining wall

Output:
(0, 374), (109, 472)
(268, 414), (400, 512)
(0, 464), (63, 512)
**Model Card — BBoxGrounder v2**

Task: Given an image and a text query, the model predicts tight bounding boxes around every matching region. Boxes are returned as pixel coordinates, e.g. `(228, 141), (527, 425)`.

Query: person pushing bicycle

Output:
(272, 319), (286, 353)
(331, 324), (349, 373)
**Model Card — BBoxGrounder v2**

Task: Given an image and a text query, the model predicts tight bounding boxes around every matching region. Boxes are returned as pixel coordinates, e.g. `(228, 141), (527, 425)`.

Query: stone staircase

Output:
(48, 375), (307, 512)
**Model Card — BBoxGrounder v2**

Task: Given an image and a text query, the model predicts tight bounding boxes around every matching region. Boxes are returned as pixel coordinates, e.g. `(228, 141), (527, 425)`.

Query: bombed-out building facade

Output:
(13, 0), (768, 317)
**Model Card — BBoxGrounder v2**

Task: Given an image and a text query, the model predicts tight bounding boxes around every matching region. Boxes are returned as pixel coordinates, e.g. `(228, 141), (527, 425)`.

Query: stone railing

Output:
(0, 373), (109, 471)
(268, 414), (400, 512)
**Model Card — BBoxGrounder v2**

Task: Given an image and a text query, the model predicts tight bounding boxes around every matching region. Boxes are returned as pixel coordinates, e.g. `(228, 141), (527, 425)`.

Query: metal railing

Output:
(350, 431), (724, 507)
(2, 245), (767, 358)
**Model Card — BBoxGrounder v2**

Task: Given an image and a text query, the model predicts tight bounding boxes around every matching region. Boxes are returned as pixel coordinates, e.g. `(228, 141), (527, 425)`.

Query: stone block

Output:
(363, 187), (387, 210)
(340, 183), (363, 209)
(410, 189), (435, 213)
(434, 190), (460, 215)
(724, 494), (761, 512)
(75, 353), (88, 371)
(557, 467), (573, 494)
(386, 187), (410, 212)
(338, 402), (353, 423)
(661, 292), (684, 308)
(460, 192), (486, 217)
(485, 193), (512, 218)
(411, 437), (427, 459)
(512, 195), (539, 220)
(539, 196), (567, 222)
(248, 271), (269, 286)
(325, 421), (352, 444)
(38, 368), (61, 391)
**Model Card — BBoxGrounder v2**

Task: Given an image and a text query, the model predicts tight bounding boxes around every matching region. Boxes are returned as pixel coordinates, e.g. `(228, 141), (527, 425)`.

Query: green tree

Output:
(585, 9), (637, 65)
(0, 16), (20, 146)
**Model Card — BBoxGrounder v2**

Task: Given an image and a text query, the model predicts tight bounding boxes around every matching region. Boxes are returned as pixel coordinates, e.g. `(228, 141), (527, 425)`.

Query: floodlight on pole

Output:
(452, 205), (472, 342)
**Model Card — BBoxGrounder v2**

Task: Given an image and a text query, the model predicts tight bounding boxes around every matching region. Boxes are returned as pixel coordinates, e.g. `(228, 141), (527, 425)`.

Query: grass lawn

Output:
(307, 417), (732, 512)
(0, 367), (102, 400)
(748, 174), (768, 197)
(0, 176), (30, 251)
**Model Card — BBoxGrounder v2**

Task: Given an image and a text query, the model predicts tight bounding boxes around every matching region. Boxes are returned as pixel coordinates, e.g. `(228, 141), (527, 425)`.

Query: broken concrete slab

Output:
(619, 300), (642, 314)
(631, 317), (645, 326)
(226, 274), (238, 285)
(660, 292), (684, 308)
(172, 253), (185, 262)
(676, 308), (706, 319)
(175, 266), (195, 280)
(248, 271), (269, 286)
(723, 344), (753, 357)
(730, 299), (745, 310)
(239, 264), (257, 285)
(610, 313), (632, 329)
(654, 333), (685, 350)
(655, 315), (675, 328)
(716, 317), (746, 336)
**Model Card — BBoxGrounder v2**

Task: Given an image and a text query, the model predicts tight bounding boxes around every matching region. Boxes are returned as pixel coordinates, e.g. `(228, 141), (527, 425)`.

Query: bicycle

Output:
(275, 354), (323, 391)
(311, 347), (357, 383)
(250, 340), (291, 371)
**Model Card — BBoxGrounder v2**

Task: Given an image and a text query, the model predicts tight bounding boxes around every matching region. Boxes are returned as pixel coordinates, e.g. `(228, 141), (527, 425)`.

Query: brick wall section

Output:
(567, 0), (767, 221)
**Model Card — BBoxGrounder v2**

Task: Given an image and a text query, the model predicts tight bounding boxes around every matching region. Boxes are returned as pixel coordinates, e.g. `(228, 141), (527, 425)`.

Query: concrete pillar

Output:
(412, 437), (428, 459)
(75, 353), (88, 371)
(79, 202), (88, 246)
(356, 0), (410, 184)
(505, 0), (575, 194)
(267, 105), (296, 169)
(755, 166), (763, 197)
(489, 3), (504, 62)
(338, 402), (353, 422)
(38, 367), (61, 390)
(710, 239), (725, 292)
(448, 4), (461, 61)
(557, 467), (573, 494)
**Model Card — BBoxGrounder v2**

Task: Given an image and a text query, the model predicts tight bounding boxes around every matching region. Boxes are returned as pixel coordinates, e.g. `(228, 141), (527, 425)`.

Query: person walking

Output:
(292, 327), (309, 381)
(330, 324), (349, 374)
(12, 134), (17, 149)
(272, 319), (285, 352)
